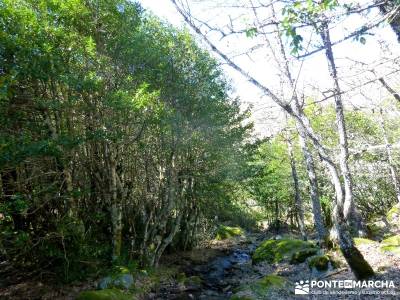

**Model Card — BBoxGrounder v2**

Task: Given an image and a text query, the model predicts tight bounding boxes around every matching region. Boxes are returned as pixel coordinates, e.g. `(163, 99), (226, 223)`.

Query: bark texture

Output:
(320, 21), (366, 236)
(287, 133), (306, 240)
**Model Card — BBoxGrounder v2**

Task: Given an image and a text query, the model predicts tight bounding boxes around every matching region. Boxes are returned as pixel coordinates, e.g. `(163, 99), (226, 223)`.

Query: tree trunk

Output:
(111, 202), (122, 261)
(297, 129), (327, 242)
(108, 145), (122, 261)
(286, 132), (306, 240)
(379, 109), (400, 203)
(332, 200), (375, 279)
(319, 22), (365, 236)
(268, 7), (326, 242)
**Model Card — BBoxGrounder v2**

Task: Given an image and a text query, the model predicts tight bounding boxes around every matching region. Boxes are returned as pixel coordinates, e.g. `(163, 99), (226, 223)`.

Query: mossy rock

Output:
(308, 255), (330, 271)
(290, 248), (318, 264)
(354, 237), (376, 246)
(98, 274), (134, 290)
(216, 225), (244, 240)
(387, 205), (400, 228)
(381, 235), (400, 256)
(387, 205), (400, 221)
(257, 275), (286, 289)
(252, 238), (318, 264)
(76, 289), (134, 300)
(233, 275), (288, 299)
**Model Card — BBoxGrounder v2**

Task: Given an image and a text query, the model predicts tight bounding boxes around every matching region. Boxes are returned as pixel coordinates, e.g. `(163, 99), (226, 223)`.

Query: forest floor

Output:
(147, 231), (400, 300)
(2, 230), (400, 299)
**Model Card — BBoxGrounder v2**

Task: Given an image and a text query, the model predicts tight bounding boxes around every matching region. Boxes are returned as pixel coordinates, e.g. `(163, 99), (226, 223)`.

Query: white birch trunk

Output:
(379, 109), (400, 203)
(287, 133), (306, 239)
(320, 22), (365, 236)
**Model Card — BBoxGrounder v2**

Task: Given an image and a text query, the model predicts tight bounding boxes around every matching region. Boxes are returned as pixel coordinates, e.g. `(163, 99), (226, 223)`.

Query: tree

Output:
(0, 0), (253, 280)
(171, 0), (375, 279)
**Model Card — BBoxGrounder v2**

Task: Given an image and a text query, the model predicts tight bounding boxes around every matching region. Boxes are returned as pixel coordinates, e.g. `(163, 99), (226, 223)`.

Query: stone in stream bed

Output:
(97, 273), (134, 290)
(252, 238), (318, 264)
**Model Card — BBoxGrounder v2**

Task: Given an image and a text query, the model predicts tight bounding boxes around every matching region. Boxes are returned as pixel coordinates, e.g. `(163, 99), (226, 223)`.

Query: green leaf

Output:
(245, 27), (258, 38)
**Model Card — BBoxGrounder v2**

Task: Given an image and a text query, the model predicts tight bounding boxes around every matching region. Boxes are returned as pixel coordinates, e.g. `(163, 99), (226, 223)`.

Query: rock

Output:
(387, 204), (400, 224)
(97, 274), (134, 290)
(204, 289), (219, 296)
(252, 238), (318, 264)
(290, 248), (318, 264)
(113, 274), (134, 289)
(76, 289), (133, 300)
(308, 255), (330, 271)
(216, 225), (244, 240)
(98, 277), (113, 290)
(257, 275), (286, 289)
(381, 235), (400, 256)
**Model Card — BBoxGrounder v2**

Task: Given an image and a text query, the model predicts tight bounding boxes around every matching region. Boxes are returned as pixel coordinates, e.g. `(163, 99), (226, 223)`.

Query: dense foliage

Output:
(0, 0), (253, 281)
(247, 102), (400, 232)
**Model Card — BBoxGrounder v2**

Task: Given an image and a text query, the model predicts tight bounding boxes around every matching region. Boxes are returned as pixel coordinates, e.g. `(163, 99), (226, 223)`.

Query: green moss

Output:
(234, 275), (288, 299)
(308, 255), (330, 271)
(257, 275), (286, 289)
(381, 235), (400, 256)
(76, 289), (134, 300)
(354, 237), (375, 246)
(290, 248), (318, 263)
(382, 235), (400, 246)
(114, 266), (131, 275)
(216, 225), (244, 240)
(252, 239), (317, 264)
(387, 205), (400, 222)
